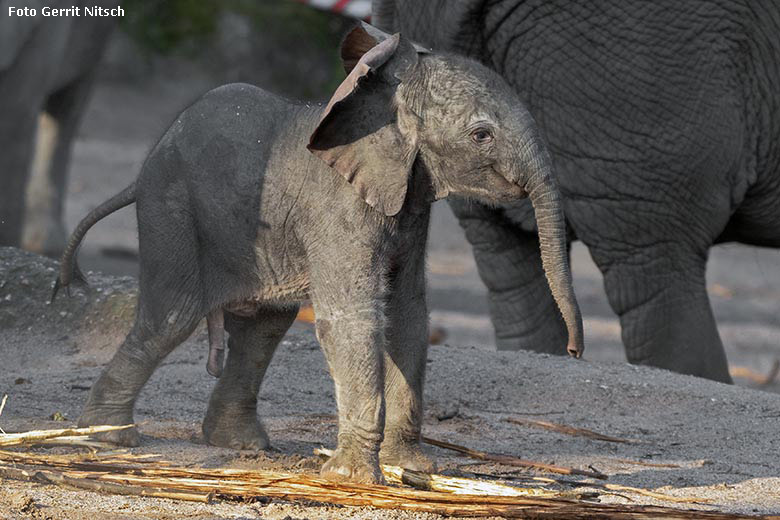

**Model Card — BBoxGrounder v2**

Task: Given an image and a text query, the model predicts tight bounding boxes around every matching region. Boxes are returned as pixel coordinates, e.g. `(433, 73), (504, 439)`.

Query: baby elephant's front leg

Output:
(313, 290), (386, 484)
(381, 254), (434, 472)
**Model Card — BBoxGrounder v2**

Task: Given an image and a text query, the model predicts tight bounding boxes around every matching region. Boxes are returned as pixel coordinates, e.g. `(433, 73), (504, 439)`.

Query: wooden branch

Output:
(0, 424), (134, 447)
(608, 458), (682, 469)
(34, 436), (119, 452)
(422, 436), (608, 480)
(603, 484), (711, 504)
(0, 394), (7, 435)
(505, 418), (640, 444)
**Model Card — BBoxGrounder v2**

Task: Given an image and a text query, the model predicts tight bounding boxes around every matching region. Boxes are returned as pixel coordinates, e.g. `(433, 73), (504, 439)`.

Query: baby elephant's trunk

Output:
(522, 143), (584, 358)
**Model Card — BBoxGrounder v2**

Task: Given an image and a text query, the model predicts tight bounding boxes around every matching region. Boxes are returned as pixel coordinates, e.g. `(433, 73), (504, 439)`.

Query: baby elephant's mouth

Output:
(489, 167), (528, 201)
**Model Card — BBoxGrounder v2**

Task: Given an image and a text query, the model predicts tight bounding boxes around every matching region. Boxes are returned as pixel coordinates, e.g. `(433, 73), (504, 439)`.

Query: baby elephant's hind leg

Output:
(202, 306), (298, 450)
(78, 307), (201, 446)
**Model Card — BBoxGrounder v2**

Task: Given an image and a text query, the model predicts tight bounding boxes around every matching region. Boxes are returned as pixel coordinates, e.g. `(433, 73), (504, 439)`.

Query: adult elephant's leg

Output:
(449, 198), (569, 354)
(23, 72), (98, 256)
(586, 232), (731, 383)
(380, 241), (434, 472)
(203, 306), (297, 450)
(0, 109), (37, 247)
(0, 18), (69, 247)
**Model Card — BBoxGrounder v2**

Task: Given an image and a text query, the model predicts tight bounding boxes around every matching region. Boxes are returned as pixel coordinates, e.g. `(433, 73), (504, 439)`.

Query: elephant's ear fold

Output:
(308, 26), (420, 217)
(342, 22), (430, 74)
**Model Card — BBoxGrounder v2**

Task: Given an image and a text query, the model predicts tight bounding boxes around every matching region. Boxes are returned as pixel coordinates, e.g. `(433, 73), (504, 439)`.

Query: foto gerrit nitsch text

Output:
(7, 5), (124, 17)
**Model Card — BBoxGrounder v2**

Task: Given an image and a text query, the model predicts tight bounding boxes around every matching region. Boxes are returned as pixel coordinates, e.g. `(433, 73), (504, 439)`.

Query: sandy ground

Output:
(1, 43), (779, 518)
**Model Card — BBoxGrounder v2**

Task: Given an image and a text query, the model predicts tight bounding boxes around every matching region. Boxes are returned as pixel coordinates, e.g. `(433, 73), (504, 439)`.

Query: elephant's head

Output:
(308, 24), (584, 358)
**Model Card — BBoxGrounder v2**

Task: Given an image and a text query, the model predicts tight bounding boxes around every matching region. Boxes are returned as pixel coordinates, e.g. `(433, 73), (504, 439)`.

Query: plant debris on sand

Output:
(0, 425), (778, 519)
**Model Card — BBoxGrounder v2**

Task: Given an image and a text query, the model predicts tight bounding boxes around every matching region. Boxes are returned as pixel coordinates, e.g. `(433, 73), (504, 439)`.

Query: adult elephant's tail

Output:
(51, 182), (137, 302)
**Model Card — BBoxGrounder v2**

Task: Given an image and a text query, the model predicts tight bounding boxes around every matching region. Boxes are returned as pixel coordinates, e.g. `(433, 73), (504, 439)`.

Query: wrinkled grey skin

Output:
(57, 25), (583, 483)
(0, 0), (116, 255)
(374, 0), (780, 383)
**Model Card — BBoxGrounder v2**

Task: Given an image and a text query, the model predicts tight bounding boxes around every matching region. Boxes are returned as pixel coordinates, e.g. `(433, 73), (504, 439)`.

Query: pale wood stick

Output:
(0, 449), (159, 466)
(0, 394), (7, 434)
(35, 436), (119, 452)
(0, 424), (134, 446)
(422, 436), (608, 480)
(607, 458), (682, 469)
(480, 474), (711, 504)
(505, 417), (641, 444)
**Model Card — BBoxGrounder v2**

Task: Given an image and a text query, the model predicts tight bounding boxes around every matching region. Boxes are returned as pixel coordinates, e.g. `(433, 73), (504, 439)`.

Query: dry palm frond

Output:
(0, 464), (213, 503)
(0, 448), (770, 519)
(0, 426), (769, 519)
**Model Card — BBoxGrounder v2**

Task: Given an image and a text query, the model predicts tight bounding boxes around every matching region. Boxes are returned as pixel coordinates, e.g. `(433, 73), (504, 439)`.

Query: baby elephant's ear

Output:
(308, 26), (420, 217)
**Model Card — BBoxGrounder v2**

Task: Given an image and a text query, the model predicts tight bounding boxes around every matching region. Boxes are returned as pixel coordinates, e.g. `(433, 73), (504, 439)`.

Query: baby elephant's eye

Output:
(471, 128), (493, 144)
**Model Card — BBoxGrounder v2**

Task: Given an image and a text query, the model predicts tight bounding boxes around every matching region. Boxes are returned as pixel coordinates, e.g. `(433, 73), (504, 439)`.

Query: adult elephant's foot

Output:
(594, 240), (733, 383)
(202, 406), (269, 450)
(380, 437), (435, 472)
(321, 445), (384, 484)
(78, 407), (140, 447)
(22, 216), (66, 258)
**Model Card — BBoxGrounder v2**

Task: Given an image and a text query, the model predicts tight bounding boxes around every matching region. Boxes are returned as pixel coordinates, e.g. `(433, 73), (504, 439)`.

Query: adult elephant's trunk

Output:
(521, 144), (584, 358)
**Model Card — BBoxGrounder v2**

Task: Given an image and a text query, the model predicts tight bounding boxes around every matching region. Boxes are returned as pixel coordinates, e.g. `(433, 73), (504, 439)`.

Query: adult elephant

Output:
(373, 0), (780, 382)
(0, 0), (117, 255)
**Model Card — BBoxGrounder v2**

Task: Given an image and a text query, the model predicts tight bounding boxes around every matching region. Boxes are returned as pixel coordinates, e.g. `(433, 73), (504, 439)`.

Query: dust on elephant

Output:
(56, 24), (583, 483)
(0, 0), (117, 255)
(373, 0), (780, 383)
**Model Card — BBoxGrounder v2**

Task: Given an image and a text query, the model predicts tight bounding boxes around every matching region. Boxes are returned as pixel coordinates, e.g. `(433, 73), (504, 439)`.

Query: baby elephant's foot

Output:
(78, 407), (140, 447)
(380, 438), (435, 473)
(202, 409), (269, 451)
(321, 446), (384, 484)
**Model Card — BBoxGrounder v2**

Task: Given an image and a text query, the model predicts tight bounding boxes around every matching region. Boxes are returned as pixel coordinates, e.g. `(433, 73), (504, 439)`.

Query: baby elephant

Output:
(55, 24), (583, 483)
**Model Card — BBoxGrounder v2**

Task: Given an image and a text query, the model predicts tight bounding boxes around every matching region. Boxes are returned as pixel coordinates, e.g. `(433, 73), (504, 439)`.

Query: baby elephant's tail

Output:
(51, 182), (137, 302)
